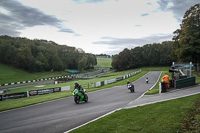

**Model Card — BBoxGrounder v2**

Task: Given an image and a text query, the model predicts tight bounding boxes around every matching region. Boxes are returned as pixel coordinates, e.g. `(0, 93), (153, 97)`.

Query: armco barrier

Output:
(95, 70), (141, 88)
(175, 76), (196, 89)
(0, 75), (70, 87)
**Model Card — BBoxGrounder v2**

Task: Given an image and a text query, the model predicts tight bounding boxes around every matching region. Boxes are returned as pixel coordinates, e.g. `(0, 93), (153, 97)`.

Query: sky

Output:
(0, 0), (199, 55)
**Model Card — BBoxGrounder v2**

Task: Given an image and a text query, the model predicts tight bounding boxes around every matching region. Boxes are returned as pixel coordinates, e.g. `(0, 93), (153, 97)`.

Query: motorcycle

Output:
(146, 78), (149, 84)
(72, 89), (88, 104)
(127, 83), (134, 93)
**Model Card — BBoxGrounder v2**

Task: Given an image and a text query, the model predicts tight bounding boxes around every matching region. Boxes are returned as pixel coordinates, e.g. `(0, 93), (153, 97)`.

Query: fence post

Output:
(190, 62), (192, 77)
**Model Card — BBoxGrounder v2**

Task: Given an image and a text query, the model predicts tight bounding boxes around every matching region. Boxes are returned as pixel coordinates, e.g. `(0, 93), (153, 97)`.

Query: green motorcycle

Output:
(72, 89), (88, 104)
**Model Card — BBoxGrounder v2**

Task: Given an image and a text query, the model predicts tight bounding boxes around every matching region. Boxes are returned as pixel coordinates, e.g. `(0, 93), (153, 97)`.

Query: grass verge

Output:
(182, 96), (200, 132)
(193, 71), (200, 84)
(71, 93), (200, 133)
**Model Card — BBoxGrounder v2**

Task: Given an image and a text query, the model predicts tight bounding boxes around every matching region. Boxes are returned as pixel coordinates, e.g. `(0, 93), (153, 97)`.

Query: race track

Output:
(0, 71), (161, 133)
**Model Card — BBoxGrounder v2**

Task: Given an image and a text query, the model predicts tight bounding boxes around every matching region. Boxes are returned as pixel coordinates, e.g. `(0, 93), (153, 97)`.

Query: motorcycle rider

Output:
(127, 80), (134, 89)
(74, 82), (85, 95)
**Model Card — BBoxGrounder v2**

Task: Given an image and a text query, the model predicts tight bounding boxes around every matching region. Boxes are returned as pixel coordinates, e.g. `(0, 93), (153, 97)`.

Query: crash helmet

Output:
(74, 81), (79, 85)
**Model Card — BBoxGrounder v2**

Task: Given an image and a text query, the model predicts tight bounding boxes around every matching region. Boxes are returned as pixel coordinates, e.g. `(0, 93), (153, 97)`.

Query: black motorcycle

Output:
(127, 83), (134, 93)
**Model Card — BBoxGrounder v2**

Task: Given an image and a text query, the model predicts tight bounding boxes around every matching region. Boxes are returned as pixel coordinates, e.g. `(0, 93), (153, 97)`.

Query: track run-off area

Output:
(0, 71), (161, 133)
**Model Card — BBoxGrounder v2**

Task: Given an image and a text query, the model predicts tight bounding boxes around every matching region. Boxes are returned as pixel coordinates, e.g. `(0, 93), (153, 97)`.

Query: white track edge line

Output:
(64, 108), (122, 133)
(125, 91), (200, 109)
(128, 71), (162, 105)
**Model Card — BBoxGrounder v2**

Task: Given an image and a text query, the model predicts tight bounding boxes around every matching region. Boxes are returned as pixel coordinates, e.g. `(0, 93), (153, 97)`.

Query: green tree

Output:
(112, 48), (131, 70)
(78, 56), (87, 70)
(129, 47), (143, 68)
(173, 4), (200, 71)
(17, 46), (35, 71)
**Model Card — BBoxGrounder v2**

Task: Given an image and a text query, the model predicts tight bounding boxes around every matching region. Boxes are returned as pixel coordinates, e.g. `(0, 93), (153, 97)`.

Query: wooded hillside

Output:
(0, 35), (97, 72)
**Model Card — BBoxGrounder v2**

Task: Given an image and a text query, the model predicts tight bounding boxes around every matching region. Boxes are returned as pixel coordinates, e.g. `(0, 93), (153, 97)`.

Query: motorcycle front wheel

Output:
(74, 96), (80, 104)
(84, 94), (88, 102)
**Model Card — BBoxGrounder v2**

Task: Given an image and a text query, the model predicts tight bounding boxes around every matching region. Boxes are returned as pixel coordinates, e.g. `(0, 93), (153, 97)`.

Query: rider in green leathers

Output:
(74, 82), (85, 95)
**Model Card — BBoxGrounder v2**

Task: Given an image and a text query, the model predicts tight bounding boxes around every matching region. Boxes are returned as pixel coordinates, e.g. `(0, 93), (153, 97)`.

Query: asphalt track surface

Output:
(0, 71), (161, 133)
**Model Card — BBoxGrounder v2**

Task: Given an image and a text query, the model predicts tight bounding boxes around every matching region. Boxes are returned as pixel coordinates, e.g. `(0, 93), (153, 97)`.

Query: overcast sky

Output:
(0, 0), (199, 55)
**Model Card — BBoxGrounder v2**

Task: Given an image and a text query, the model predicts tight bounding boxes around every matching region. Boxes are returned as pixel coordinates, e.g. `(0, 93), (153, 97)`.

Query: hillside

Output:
(0, 63), (69, 84)
(96, 57), (112, 68)
(0, 57), (112, 84)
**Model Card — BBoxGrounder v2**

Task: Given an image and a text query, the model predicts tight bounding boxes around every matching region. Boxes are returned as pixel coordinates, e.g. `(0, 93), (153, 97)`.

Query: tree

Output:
(159, 41), (175, 66)
(111, 48), (131, 70)
(111, 41), (175, 71)
(78, 56), (87, 70)
(173, 4), (200, 71)
(86, 54), (97, 69)
(129, 47), (143, 68)
(17, 46), (35, 71)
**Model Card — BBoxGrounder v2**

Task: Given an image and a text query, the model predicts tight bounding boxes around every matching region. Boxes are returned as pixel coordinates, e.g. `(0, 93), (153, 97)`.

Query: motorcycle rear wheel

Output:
(130, 88), (134, 93)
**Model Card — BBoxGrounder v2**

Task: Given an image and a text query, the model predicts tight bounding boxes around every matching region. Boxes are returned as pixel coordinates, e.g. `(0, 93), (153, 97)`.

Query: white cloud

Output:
(0, 7), (10, 15)
(3, 0), (198, 55)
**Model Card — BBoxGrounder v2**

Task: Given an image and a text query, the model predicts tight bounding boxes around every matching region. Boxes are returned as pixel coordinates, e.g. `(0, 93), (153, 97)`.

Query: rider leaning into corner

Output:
(127, 80), (134, 87)
(74, 82), (85, 95)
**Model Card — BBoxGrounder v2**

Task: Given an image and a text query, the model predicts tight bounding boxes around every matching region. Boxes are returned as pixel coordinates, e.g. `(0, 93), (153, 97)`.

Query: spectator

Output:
(161, 73), (170, 89)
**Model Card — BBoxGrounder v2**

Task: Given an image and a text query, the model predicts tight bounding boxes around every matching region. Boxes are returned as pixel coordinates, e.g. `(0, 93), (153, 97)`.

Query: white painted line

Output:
(128, 71), (162, 105)
(125, 91), (200, 109)
(64, 108), (122, 133)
